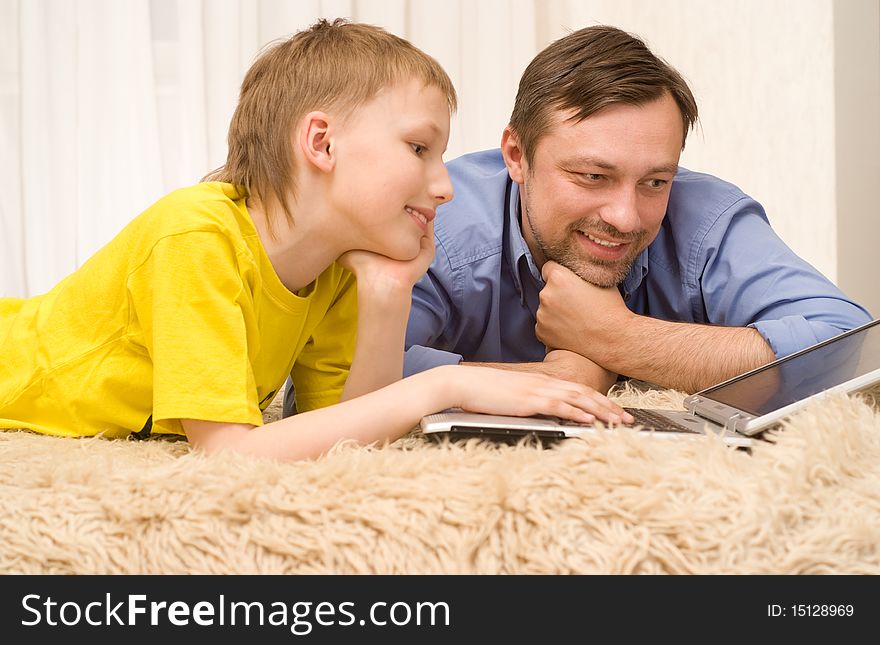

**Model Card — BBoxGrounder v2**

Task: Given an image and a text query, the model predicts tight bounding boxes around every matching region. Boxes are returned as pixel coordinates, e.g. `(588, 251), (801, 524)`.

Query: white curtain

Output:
(1, 0), (860, 299)
(1, 0), (547, 298)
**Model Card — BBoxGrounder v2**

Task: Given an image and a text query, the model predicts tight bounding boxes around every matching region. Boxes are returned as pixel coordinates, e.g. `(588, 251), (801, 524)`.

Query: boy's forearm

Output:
(340, 287), (412, 401)
(186, 363), (631, 461)
(191, 367), (452, 461)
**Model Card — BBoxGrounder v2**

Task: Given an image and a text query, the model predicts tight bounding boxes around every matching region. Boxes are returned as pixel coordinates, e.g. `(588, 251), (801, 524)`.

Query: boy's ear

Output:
(298, 111), (335, 173)
(500, 126), (527, 185)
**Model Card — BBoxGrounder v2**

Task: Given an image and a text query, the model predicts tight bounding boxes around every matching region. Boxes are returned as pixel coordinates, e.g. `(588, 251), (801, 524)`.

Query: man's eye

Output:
(582, 173), (603, 182)
(647, 179), (668, 189)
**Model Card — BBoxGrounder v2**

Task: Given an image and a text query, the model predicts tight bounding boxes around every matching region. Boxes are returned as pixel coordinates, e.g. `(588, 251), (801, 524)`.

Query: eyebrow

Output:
(562, 156), (679, 176)
(405, 120), (444, 138)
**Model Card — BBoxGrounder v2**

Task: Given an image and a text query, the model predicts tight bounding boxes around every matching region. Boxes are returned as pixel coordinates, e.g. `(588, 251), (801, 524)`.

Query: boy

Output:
(0, 19), (630, 462)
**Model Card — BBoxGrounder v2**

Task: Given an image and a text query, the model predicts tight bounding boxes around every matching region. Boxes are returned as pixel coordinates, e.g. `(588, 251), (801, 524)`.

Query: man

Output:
(401, 25), (872, 395)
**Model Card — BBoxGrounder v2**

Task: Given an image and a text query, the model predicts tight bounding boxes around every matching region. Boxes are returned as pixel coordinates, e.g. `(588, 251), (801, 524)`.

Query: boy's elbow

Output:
(181, 419), (257, 455)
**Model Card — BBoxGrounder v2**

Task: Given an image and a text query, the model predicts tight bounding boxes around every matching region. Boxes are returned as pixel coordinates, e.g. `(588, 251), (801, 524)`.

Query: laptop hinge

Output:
(724, 413), (745, 433)
(685, 395), (754, 432)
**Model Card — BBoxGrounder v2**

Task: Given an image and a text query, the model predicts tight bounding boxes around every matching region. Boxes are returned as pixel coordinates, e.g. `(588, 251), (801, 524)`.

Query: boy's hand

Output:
(439, 365), (633, 425)
(338, 222), (435, 297)
(338, 224), (435, 402)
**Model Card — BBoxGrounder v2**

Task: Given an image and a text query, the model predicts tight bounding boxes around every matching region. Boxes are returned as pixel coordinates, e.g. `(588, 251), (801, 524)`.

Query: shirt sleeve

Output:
(291, 269), (358, 412)
(404, 242), (463, 376)
(127, 231), (264, 433)
(698, 204), (873, 358)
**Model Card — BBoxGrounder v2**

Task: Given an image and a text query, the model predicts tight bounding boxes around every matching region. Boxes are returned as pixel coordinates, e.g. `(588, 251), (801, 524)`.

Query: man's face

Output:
(504, 94), (684, 287)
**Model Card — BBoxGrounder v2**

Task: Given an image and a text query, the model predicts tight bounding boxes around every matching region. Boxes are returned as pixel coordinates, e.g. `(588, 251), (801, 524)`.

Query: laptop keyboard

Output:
(623, 408), (703, 434)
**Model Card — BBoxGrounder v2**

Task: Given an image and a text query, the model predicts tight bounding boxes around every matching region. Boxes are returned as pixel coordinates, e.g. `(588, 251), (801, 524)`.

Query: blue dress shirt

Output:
(403, 149), (872, 377)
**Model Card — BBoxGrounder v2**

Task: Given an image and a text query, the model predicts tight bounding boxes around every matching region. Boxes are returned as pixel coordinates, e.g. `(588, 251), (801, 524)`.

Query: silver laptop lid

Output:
(684, 319), (880, 436)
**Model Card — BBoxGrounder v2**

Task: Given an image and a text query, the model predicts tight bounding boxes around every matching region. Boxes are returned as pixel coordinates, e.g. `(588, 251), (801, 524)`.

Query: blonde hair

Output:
(204, 18), (457, 235)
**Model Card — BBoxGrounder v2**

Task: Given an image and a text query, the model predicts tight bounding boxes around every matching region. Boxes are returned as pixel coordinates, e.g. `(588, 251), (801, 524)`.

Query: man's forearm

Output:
(464, 357), (617, 394)
(591, 315), (776, 392)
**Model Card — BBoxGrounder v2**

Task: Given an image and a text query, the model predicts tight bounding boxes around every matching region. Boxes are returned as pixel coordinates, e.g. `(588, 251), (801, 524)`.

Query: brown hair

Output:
(204, 18), (457, 235)
(509, 25), (698, 163)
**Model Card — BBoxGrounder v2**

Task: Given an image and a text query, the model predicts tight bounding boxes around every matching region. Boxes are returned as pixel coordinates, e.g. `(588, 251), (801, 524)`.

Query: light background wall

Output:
(1, 0), (878, 315)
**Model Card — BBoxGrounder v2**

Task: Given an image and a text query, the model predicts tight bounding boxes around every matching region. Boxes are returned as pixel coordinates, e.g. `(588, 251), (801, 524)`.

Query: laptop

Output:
(420, 318), (880, 449)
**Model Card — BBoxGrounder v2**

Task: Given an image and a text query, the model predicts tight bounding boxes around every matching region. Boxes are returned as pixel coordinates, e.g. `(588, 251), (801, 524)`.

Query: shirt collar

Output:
(505, 181), (542, 297)
(621, 249), (650, 299)
(505, 179), (651, 298)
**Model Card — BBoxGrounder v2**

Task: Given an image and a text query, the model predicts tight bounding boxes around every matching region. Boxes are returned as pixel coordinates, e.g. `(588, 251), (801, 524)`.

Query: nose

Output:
(430, 161), (454, 206)
(599, 184), (640, 234)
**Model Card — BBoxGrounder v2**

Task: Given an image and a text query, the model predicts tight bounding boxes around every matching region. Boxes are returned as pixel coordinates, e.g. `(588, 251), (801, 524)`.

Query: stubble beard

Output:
(524, 202), (646, 289)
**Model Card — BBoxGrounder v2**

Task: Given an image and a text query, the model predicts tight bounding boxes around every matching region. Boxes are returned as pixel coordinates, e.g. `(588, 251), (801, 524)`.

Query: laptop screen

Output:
(698, 319), (880, 416)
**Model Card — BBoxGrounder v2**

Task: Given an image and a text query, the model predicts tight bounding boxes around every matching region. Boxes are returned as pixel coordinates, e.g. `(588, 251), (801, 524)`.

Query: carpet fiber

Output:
(2, 383), (879, 574)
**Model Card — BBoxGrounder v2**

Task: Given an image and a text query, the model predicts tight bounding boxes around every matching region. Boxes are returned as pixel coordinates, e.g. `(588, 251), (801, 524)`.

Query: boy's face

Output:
(330, 79), (453, 261)
(504, 93), (684, 288)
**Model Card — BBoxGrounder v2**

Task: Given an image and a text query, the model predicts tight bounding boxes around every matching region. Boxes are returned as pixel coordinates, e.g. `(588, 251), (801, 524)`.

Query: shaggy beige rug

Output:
(2, 383), (879, 574)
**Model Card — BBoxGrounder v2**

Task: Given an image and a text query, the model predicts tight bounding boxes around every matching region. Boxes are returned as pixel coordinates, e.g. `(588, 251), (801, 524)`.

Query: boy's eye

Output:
(410, 143), (426, 156)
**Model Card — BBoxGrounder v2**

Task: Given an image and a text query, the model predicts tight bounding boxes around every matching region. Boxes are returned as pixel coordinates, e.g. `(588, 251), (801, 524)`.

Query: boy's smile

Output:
(405, 205), (435, 234)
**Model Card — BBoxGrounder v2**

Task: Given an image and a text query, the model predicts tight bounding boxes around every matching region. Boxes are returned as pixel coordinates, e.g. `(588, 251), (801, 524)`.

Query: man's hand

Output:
(536, 260), (633, 361)
(338, 222), (435, 298)
(542, 349), (618, 394)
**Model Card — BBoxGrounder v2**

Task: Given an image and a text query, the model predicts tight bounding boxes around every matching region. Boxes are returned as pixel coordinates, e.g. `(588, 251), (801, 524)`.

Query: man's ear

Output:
(500, 126), (526, 184)
(298, 111), (335, 173)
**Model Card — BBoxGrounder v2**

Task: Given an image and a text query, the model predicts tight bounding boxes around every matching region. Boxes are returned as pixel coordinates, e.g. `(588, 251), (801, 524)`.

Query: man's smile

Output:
(573, 229), (635, 262)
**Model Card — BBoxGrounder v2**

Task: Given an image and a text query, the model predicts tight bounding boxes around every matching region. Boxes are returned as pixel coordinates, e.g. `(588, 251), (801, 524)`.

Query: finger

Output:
(419, 222), (435, 261)
(574, 389), (632, 422)
(529, 396), (595, 425)
(540, 260), (558, 282)
(581, 391), (633, 424)
(422, 220), (435, 246)
(540, 385), (631, 425)
(553, 402), (596, 425)
(534, 322), (546, 345)
(336, 250), (359, 274)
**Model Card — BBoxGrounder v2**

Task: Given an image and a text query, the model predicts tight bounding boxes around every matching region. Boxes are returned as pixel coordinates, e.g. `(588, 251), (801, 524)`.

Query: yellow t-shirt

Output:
(0, 182), (357, 438)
